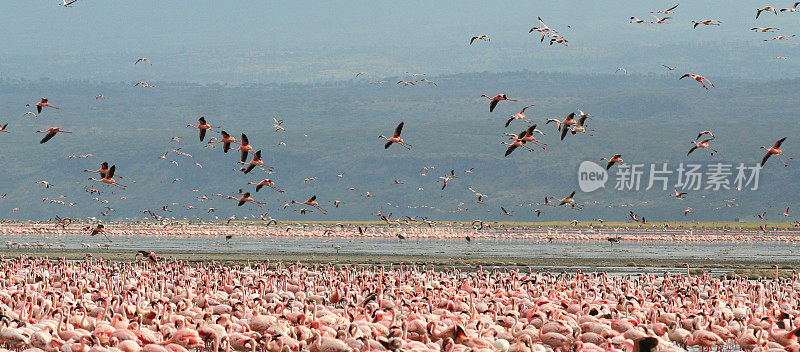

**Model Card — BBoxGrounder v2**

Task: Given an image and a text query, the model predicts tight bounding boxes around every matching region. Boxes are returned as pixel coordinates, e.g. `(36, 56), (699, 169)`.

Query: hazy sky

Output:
(1, 1), (798, 82)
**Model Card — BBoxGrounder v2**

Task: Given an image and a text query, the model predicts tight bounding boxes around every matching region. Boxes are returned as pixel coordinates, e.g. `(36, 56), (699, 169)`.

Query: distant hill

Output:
(0, 71), (797, 222)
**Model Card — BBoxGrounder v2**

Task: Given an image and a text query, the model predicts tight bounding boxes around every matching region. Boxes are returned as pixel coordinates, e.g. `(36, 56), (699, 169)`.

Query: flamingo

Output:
(752, 27), (779, 32)
(505, 105), (534, 127)
(756, 6), (777, 19)
(187, 117), (212, 141)
(781, 2), (800, 11)
(88, 165), (125, 189)
(630, 17), (646, 23)
(663, 65), (677, 70)
(651, 15), (671, 23)
(379, 122), (411, 149)
(601, 154), (623, 169)
(59, 0), (78, 7)
(764, 35), (795, 41)
(248, 179), (284, 192)
(36, 127), (72, 144)
(234, 133), (253, 162)
(500, 207), (513, 216)
(84, 162), (112, 178)
(684, 207), (693, 216)
(210, 131), (236, 152)
(240, 150), (271, 174)
(688, 139), (717, 156)
(236, 192), (263, 207)
(502, 130), (529, 156)
(761, 137), (792, 167)
(692, 20), (721, 28)
(26, 98), (59, 113)
(0, 123), (8, 133)
(552, 191), (577, 207)
(567, 114), (593, 138)
(652, 4), (679, 13)
(782, 207), (790, 216)
(616, 67), (628, 74)
(680, 73), (715, 89)
(469, 35), (490, 44)
(519, 125), (547, 149)
(481, 94), (517, 112)
(135, 58), (152, 65)
(669, 189), (688, 198)
(291, 195), (328, 214)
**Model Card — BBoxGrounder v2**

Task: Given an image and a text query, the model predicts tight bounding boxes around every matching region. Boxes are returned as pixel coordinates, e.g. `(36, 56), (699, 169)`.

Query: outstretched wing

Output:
(395, 122), (404, 137)
(489, 99), (499, 112)
(40, 131), (57, 144)
(761, 152), (772, 166)
(774, 137), (787, 148)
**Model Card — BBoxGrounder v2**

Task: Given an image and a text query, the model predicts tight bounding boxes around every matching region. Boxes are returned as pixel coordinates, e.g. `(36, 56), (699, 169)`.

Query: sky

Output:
(1, 1), (799, 83)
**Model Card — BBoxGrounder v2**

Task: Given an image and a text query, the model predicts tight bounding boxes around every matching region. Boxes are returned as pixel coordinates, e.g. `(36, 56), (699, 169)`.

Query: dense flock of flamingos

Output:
(0, 258), (799, 352)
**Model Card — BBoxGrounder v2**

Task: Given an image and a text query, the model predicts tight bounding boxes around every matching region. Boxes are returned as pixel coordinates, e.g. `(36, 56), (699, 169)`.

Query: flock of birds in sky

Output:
(0, 1), (798, 230)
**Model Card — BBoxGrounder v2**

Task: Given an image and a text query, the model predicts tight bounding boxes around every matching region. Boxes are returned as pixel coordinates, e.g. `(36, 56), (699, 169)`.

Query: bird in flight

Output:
(59, 0), (78, 7)
(692, 20), (721, 28)
(680, 73), (715, 90)
(481, 94), (517, 112)
(669, 190), (688, 199)
(601, 154), (624, 170)
(756, 6), (777, 19)
(781, 2), (800, 12)
(135, 58), (152, 65)
(470, 35), (490, 45)
(0, 123), (8, 133)
(651, 15), (671, 23)
(187, 116), (212, 141)
(379, 122), (411, 150)
(36, 127), (72, 144)
(687, 138), (717, 156)
(764, 35), (795, 41)
(26, 98), (59, 113)
(651, 4), (679, 14)
(752, 27), (779, 32)
(696, 130), (714, 140)
(761, 137), (792, 167)
(505, 105), (535, 128)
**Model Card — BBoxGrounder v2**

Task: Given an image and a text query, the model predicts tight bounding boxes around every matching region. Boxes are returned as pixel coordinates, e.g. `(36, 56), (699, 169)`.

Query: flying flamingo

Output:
(651, 15), (671, 23)
(505, 105), (534, 127)
(135, 58), (152, 65)
(761, 137), (791, 167)
(696, 130), (714, 140)
(663, 65), (677, 70)
(240, 150), (271, 174)
(88, 165), (125, 189)
(84, 162), (112, 178)
(26, 98), (59, 113)
(670, 189), (688, 198)
(236, 192), (264, 207)
(469, 35), (490, 45)
(601, 154), (623, 169)
(680, 73), (715, 89)
(248, 179), (284, 192)
(552, 191), (577, 207)
(502, 130), (530, 156)
(500, 207), (513, 216)
(692, 20), (721, 28)
(234, 133), (253, 162)
(379, 122), (411, 149)
(36, 127), (72, 144)
(688, 139), (717, 156)
(756, 6), (777, 19)
(652, 4), (679, 13)
(684, 207), (693, 216)
(566, 114), (593, 138)
(291, 195), (328, 214)
(187, 117), (212, 141)
(210, 131), (236, 152)
(630, 17), (646, 23)
(481, 94), (517, 112)
(782, 207), (791, 216)
(781, 2), (800, 11)
(0, 123), (8, 133)
(519, 125), (547, 149)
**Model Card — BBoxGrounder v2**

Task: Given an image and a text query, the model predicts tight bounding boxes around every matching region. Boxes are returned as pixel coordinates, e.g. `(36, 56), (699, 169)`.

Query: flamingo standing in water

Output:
(187, 117), (212, 141)
(761, 137), (792, 167)
(36, 127), (72, 144)
(379, 122), (412, 149)
(88, 165), (125, 189)
(291, 195), (328, 214)
(481, 94), (517, 112)
(26, 98), (59, 113)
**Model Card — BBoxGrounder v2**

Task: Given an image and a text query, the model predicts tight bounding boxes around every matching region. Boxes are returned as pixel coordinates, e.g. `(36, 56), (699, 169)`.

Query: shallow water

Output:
(3, 233), (798, 263)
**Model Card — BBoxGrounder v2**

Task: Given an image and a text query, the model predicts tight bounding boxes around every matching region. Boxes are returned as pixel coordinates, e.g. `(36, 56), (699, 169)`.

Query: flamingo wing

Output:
(108, 165), (116, 178)
(774, 137), (787, 148)
(40, 131), (57, 144)
(199, 129), (206, 141)
(761, 152), (772, 166)
(504, 144), (519, 157)
(395, 122), (404, 137)
(384, 141), (393, 149)
(489, 99), (499, 112)
(687, 146), (699, 155)
(560, 125), (570, 140)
